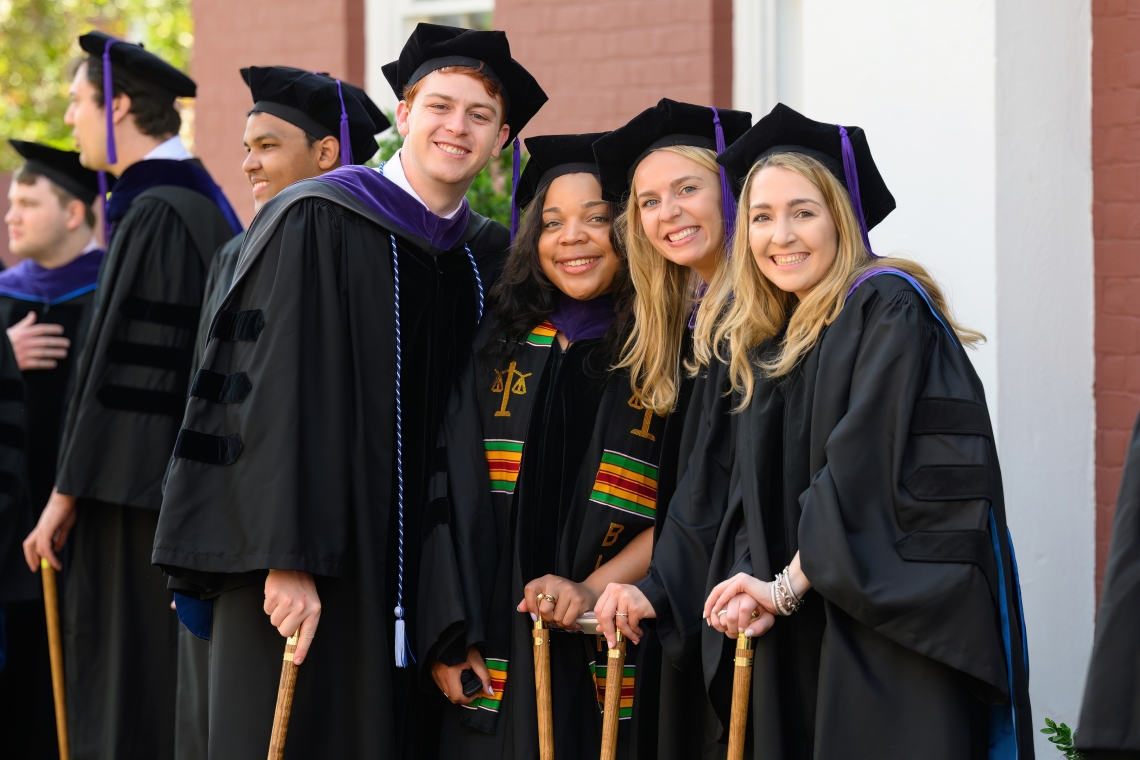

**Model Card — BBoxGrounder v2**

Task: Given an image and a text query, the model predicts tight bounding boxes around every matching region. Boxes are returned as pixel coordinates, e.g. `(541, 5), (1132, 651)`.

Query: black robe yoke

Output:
(153, 180), (508, 758)
(1077, 411), (1140, 759)
(706, 275), (1033, 760)
(194, 231), (244, 368)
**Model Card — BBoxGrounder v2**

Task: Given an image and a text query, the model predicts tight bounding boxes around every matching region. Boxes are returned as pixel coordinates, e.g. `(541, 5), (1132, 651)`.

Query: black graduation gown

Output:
(151, 178), (508, 759)
(1076, 411), (1140, 759)
(53, 159), (238, 760)
(0, 276), (99, 760)
(194, 231), (244, 368)
(705, 274), (1034, 760)
(420, 317), (671, 760)
(632, 334), (737, 760)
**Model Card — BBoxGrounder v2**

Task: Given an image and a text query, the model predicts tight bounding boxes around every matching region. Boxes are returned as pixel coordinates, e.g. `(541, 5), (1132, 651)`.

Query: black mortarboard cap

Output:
(242, 66), (390, 165)
(716, 103), (896, 234)
(515, 133), (607, 211)
(593, 98), (752, 203)
(9, 140), (102, 206)
(381, 23), (547, 143)
(79, 31), (196, 101)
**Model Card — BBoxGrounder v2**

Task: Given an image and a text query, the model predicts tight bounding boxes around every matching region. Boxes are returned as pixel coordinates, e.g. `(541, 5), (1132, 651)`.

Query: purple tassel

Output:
(97, 170), (111, 246)
(710, 107), (737, 256)
(838, 125), (875, 257)
(509, 136), (521, 241)
(336, 80), (353, 166)
(103, 40), (118, 166)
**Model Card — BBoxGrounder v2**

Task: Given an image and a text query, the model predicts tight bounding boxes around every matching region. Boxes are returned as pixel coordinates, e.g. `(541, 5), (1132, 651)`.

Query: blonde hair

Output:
(614, 145), (725, 415)
(694, 152), (983, 409)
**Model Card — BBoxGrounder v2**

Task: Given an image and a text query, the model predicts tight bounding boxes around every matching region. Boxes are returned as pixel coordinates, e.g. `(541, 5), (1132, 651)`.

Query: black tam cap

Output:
(10, 140), (102, 206)
(79, 30), (196, 100)
(242, 66), (390, 165)
(593, 98), (752, 203)
(381, 23), (547, 143)
(717, 103), (895, 231)
(515, 133), (607, 211)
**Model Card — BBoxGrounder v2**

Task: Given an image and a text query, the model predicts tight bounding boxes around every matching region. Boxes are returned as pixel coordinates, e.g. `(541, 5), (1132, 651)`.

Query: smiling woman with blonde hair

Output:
(590, 99), (751, 760)
(700, 104), (1034, 759)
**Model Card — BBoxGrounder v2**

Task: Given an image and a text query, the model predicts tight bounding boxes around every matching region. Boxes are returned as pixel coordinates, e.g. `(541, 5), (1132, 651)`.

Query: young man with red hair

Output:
(152, 24), (546, 757)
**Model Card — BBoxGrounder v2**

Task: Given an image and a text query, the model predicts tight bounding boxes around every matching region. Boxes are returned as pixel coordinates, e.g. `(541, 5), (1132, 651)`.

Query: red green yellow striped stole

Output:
(465, 658), (508, 713)
(484, 439), (524, 494)
(589, 450), (659, 519)
(526, 320), (557, 346)
(590, 660), (636, 720)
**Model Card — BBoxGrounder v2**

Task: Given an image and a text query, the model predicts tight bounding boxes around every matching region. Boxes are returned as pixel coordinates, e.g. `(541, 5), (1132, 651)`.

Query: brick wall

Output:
(1093, 0), (1140, 593)
(495, 0), (733, 137)
(191, 0), (365, 224)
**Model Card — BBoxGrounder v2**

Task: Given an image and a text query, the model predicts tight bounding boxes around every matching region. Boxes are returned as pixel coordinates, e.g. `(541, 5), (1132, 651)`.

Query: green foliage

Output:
(0, 0), (193, 171)
(1042, 718), (1086, 760)
(370, 111), (519, 228)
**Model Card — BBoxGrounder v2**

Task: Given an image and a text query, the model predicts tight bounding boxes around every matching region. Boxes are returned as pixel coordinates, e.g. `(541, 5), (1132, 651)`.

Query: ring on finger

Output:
(615, 612), (628, 617)
(716, 610), (727, 617)
(750, 610), (760, 620)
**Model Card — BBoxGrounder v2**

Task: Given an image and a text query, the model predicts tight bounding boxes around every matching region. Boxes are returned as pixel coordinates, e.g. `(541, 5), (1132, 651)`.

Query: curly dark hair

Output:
(486, 180), (633, 370)
(83, 56), (181, 139)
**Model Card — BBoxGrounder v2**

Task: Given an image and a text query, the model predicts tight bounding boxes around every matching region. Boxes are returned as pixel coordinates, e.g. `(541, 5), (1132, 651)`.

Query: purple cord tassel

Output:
(710, 107), (737, 256)
(336, 80), (354, 166)
(103, 40), (118, 166)
(838, 125), (875, 257)
(509, 136), (521, 241)
(97, 170), (111, 246)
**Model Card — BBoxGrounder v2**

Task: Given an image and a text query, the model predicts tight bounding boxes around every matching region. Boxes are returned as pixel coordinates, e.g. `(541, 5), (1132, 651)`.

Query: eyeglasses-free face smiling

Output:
(632, 150), (724, 283)
(748, 166), (839, 300)
(537, 172), (620, 302)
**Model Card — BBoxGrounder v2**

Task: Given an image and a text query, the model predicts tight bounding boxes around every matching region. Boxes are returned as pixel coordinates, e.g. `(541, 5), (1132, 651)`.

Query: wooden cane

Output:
(533, 610), (554, 760)
(726, 632), (754, 760)
(599, 629), (626, 760)
(40, 559), (69, 760)
(266, 632), (300, 760)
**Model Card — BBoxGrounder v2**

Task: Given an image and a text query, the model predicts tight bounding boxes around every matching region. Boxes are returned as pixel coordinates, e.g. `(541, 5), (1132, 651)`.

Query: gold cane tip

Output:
(39, 558), (49, 570)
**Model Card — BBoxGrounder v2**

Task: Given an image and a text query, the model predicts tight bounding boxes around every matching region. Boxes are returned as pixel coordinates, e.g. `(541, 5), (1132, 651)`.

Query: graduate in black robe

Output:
(419, 132), (669, 760)
(171, 66), (392, 760)
(21, 32), (242, 760)
(1076, 411), (1140, 759)
(0, 141), (103, 759)
(590, 100), (750, 759)
(699, 104), (1034, 759)
(151, 24), (546, 759)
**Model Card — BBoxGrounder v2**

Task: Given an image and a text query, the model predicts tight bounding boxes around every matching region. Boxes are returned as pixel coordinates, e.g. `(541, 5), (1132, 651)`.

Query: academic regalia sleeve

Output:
(417, 344), (501, 679)
(194, 231), (245, 368)
(0, 337), (33, 601)
(55, 197), (214, 509)
(155, 198), (382, 577)
(636, 359), (736, 666)
(797, 281), (1008, 697)
(1076, 411), (1140, 756)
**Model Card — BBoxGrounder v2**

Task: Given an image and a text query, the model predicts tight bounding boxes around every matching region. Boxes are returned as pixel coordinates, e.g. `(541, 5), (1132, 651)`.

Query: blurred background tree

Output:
(0, 0), (193, 172)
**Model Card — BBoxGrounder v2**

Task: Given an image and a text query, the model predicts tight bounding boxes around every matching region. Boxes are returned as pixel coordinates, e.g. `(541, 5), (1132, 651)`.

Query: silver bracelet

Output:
(773, 567), (803, 616)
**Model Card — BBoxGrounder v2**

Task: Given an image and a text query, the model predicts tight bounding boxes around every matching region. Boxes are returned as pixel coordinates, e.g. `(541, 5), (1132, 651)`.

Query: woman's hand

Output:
(703, 573), (777, 639)
(263, 570), (321, 665)
(23, 489), (78, 571)
(594, 583), (656, 647)
(431, 645), (495, 705)
(518, 575), (600, 630)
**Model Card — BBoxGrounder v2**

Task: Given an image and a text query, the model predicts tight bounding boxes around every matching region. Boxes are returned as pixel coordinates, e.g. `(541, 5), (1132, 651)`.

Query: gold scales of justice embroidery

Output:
(628, 395), (663, 440)
(492, 361), (533, 417)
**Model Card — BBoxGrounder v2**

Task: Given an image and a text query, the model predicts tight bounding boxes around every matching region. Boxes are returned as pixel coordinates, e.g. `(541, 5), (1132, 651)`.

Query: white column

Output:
(732, 0), (802, 118)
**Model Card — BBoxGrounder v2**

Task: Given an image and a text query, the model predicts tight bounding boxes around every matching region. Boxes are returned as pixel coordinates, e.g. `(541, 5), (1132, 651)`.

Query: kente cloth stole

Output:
(461, 321), (555, 732)
(463, 321), (668, 731)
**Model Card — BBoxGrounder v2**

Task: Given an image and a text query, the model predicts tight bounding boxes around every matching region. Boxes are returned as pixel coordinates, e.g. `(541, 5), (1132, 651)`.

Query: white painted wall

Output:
(735, 1), (1096, 752)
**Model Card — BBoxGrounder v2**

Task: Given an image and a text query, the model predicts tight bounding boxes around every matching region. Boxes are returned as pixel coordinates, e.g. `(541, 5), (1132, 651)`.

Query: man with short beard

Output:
(152, 24), (546, 757)
(21, 31), (242, 759)
(0, 140), (103, 759)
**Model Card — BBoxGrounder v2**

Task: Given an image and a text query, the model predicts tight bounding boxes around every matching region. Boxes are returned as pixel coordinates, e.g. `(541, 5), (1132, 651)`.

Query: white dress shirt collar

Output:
(381, 149), (463, 220)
